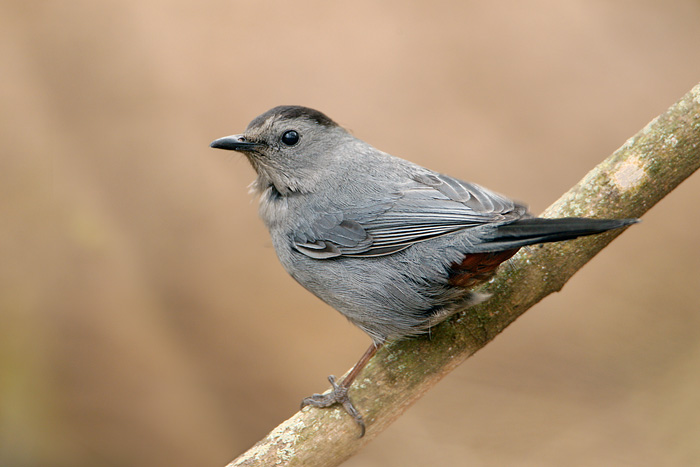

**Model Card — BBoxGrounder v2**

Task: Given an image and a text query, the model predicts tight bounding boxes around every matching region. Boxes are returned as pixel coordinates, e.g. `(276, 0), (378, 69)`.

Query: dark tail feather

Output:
(489, 217), (638, 248)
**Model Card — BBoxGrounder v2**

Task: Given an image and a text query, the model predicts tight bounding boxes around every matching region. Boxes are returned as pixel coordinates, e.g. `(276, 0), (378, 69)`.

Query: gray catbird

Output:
(211, 105), (637, 436)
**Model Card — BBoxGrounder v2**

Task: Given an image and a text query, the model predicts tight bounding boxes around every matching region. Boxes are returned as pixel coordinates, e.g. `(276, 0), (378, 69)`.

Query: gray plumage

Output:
(211, 105), (636, 344)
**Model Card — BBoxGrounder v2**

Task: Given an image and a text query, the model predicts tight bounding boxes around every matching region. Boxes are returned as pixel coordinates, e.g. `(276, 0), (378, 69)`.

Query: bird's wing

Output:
(293, 172), (527, 259)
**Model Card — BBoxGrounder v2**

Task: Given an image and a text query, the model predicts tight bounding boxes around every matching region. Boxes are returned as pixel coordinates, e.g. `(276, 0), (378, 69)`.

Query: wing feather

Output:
(292, 171), (527, 259)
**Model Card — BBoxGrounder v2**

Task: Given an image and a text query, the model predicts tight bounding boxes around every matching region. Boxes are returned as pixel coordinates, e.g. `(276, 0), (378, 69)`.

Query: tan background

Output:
(2, 1), (700, 466)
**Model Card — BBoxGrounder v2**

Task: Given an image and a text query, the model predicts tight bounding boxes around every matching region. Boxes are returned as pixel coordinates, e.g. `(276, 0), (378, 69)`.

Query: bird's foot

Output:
(301, 375), (366, 437)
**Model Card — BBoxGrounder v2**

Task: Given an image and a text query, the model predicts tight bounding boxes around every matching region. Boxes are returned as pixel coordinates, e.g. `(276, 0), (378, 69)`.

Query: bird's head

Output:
(211, 105), (354, 195)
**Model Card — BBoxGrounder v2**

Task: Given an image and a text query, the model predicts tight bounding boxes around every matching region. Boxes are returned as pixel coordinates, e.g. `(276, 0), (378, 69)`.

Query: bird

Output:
(210, 105), (637, 436)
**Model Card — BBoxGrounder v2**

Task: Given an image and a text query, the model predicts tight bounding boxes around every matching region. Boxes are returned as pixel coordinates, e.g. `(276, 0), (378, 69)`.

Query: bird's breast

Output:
(257, 184), (291, 230)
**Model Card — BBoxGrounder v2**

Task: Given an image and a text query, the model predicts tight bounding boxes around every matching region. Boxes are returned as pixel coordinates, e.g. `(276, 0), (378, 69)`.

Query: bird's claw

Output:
(301, 375), (366, 437)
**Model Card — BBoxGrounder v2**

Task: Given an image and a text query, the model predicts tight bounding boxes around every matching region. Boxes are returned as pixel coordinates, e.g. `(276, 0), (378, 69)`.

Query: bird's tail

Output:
(486, 217), (638, 249)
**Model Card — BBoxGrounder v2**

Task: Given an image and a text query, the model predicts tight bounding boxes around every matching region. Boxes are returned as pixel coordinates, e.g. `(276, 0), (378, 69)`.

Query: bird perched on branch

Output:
(211, 105), (637, 436)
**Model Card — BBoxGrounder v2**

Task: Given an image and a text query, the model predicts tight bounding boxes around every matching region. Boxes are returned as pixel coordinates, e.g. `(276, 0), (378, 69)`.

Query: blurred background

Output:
(2, 1), (700, 466)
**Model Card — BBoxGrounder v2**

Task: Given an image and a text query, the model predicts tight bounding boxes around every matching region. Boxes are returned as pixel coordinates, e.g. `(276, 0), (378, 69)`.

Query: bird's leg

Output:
(301, 343), (380, 437)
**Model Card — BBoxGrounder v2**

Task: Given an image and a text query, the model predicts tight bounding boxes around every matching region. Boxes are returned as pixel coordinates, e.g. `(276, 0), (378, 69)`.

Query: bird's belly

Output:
(272, 237), (483, 342)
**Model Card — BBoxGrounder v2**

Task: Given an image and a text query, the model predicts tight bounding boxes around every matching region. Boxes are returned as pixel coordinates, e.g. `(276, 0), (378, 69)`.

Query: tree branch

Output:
(229, 82), (700, 467)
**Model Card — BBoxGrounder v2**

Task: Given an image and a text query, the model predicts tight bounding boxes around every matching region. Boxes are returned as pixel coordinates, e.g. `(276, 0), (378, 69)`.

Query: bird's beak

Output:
(210, 134), (263, 151)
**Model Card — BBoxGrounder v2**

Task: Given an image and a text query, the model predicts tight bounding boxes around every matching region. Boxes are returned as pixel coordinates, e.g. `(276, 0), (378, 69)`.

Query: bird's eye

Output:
(281, 130), (299, 146)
